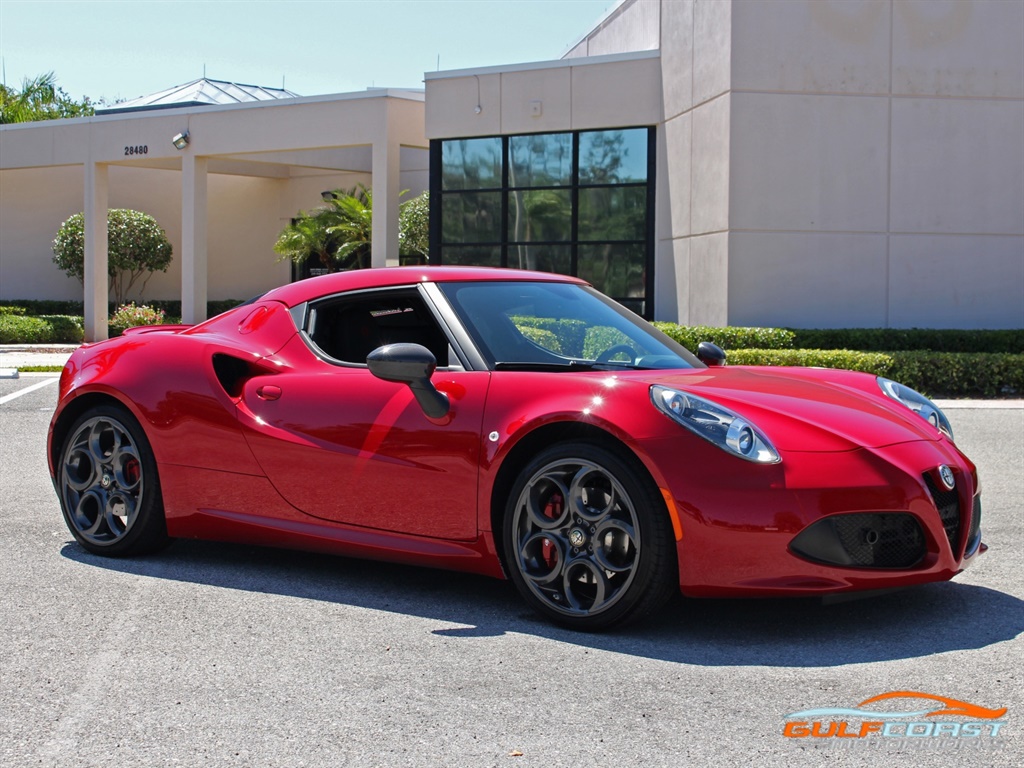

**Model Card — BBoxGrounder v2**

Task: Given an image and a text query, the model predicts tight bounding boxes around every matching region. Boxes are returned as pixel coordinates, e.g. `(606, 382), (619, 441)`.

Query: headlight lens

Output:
(651, 385), (780, 463)
(877, 377), (954, 441)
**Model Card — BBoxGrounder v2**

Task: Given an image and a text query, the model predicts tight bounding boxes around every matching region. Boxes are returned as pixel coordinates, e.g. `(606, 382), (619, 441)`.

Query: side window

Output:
(306, 290), (456, 367)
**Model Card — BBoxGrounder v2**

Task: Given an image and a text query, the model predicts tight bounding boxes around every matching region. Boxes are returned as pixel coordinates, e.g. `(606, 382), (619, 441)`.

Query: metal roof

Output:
(97, 78), (300, 115)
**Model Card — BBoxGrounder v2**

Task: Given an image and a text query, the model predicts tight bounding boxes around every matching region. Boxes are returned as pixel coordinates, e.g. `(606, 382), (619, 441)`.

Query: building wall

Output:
(563, 0), (660, 59)
(724, 0), (1024, 329)
(0, 165), (395, 302)
(562, 0), (1024, 329)
(0, 92), (429, 308)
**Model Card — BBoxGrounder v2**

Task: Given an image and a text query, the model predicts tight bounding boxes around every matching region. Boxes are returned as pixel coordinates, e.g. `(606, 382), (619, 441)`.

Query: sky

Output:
(0, 0), (617, 104)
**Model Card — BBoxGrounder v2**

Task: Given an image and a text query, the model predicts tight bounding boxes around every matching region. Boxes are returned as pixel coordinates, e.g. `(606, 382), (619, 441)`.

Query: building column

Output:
(83, 162), (109, 342)
(181, 154), (208, 324)
(371, 116), (401, 268)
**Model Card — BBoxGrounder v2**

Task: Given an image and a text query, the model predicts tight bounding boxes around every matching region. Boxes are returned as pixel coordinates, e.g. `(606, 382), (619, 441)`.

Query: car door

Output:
(236, 287), (488, 541)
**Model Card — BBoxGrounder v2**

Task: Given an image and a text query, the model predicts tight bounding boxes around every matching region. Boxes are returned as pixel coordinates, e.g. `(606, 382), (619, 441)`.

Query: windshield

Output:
(437, 281), (702, 371)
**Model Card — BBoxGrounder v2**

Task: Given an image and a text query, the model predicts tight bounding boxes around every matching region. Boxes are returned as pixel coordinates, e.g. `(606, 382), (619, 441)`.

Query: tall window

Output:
(430, 127), (654, 317)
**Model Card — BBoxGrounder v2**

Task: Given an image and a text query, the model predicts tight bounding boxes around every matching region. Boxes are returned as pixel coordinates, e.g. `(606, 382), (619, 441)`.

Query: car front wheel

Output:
(503, 442), (677, 630)
(58, 405), (169, 556)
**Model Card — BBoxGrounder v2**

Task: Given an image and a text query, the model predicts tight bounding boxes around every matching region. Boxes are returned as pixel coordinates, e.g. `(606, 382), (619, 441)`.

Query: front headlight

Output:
(650, 385), (780, 463)
(877, 377), (954, 441)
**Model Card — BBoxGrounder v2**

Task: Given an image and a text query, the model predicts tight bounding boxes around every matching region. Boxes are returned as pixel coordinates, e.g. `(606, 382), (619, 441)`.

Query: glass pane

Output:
(579, 129), (648, 185)
(441, 192), (502, 243)
(440, 245), (502, 267)
(507, 243), (570, 275)
(578, 243), (647, 302)
(439, 281), (690, 368)
(508, 189), (571, 242)
(442, 138), (503, 190)
(509, 133), (572, 187)
(579, 186), (647, 242)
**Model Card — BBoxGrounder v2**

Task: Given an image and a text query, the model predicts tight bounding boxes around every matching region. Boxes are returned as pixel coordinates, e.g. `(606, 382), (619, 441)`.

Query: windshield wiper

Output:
(494, 360), (598, 372)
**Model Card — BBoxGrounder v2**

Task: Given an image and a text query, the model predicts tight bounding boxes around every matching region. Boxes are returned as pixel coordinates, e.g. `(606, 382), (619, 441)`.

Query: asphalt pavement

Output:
(0, 374), (1021, 768)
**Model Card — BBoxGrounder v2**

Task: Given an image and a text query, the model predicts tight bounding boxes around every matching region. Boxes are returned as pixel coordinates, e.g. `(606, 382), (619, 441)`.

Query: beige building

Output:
(1, 88), (428, 338)
(427, 0), (1023, 329)
(2, 0), (1022, 340)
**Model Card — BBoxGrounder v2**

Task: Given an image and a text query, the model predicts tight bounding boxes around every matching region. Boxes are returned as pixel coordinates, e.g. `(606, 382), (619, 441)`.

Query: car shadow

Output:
(61, 539), (1023, 667)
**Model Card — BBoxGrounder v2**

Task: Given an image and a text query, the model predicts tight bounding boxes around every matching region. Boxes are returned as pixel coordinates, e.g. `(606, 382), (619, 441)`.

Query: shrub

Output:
(108, 303), (165, 337)
(653, 323), (796, 351)
(789, 328), (1024, 354)
(0, 314), (83, 343)
(888, 352), (1024, 399)
(726, 349), (1024, 399)
(0, 306), (27, 316)
(41, 315), (85, 343)
(52, 209), (173, 304)
(727, 349), (894, 375)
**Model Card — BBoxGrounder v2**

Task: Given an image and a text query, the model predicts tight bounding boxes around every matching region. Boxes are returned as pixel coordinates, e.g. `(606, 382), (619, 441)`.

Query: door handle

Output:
(256, 385), (282, 401)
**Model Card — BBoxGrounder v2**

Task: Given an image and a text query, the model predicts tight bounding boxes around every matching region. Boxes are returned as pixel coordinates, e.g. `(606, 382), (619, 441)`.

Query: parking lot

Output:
(1, 374), (1021, 767)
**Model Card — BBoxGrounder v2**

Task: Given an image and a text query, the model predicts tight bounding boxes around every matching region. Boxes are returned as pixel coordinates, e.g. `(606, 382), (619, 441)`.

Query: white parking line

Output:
(0, 377), (59, 405)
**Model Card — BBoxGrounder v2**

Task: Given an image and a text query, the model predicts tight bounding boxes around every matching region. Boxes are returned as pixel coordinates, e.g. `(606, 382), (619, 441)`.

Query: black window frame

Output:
(430, 126), (656, 319)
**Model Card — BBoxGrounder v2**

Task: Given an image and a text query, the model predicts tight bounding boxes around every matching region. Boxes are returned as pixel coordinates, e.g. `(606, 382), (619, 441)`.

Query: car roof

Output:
(260, 266), (588, 308)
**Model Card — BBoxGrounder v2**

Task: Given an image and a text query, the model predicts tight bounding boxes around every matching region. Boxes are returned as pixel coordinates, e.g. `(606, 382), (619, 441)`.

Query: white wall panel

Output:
(889, 234), (1024, 329)
(730, 93), (890, 232)
(728, 232), (889, 328)
(891, 98), (1024, 235)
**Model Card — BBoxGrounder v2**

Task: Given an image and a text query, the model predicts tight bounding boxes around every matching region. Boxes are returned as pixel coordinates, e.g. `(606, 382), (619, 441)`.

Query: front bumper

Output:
(641, 436), (983, 598)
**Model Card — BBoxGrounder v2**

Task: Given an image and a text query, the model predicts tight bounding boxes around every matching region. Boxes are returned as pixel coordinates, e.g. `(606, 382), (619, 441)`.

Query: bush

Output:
(108, 303), (165, 337)
(888, 352), (1024, 399)
(52, 209), (173, 305)
(653, 323), (796, 351)
(727, 349), (894, 375)
(0, 314), (83, 343)
(0, 298), (245, 319)
(789, 328), (1024, 354)
(726, 348), (1024, 399)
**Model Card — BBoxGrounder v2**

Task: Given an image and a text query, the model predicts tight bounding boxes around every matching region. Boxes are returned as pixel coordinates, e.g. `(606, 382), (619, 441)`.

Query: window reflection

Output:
(434, 128), (653, 316)
(509, 133), (572, 187)
(578, 244), (646, 301)
(579, 129), (648, 185)
(508, 189), (571, 242)
(442, 192), (502, 243)
(579, 187), (646, 242)
(442, 138), (502, 190)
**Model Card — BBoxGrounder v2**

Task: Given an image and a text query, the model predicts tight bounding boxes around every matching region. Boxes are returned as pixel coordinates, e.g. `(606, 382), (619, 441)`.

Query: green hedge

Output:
(788, 328), (1024, 354)
(728, 349), (1024, 398)
(0, 314), (84, 344)
(727, 348), (893, 374)
(2, 299), (245, 318)
(653, 322), (795, 350)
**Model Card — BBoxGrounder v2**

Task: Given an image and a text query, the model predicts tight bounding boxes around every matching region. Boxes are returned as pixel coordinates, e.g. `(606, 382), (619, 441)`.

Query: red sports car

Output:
(49, 267), (984, 630)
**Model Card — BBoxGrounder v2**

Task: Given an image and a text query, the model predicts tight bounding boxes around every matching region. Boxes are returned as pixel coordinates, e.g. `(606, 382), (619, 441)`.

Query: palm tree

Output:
(0, 72), (93, 124)
(274, 185), (428, 272)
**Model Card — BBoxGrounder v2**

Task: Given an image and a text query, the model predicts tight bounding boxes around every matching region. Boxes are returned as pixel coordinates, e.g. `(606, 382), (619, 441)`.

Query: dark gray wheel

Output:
(58, 405), (169, 556)
(503, 441), (676, 630)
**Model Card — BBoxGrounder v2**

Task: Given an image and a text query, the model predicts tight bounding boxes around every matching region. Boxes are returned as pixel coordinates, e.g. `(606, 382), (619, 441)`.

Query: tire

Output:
(503, 441), (677, 631)
(57, 404), (170, 556)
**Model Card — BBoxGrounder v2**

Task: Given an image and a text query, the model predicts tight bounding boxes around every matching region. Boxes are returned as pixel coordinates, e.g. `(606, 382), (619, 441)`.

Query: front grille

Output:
(966, 494), (982, 556)
(790, 513), (926, 569)
(923, 473), (961, 553)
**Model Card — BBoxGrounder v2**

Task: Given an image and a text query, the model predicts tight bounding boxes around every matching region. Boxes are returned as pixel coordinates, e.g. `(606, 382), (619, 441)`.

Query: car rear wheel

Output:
(58, 405), (169, 556)
(503, 442), (677, 630)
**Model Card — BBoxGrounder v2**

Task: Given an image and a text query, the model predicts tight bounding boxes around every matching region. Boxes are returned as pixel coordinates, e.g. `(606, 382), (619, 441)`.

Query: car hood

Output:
(638, 366), (943, 452)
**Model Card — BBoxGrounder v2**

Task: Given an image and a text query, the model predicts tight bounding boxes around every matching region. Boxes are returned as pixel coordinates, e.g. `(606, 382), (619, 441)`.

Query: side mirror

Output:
(697, 341), (727, 367)
(367, 343), (450, 419)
